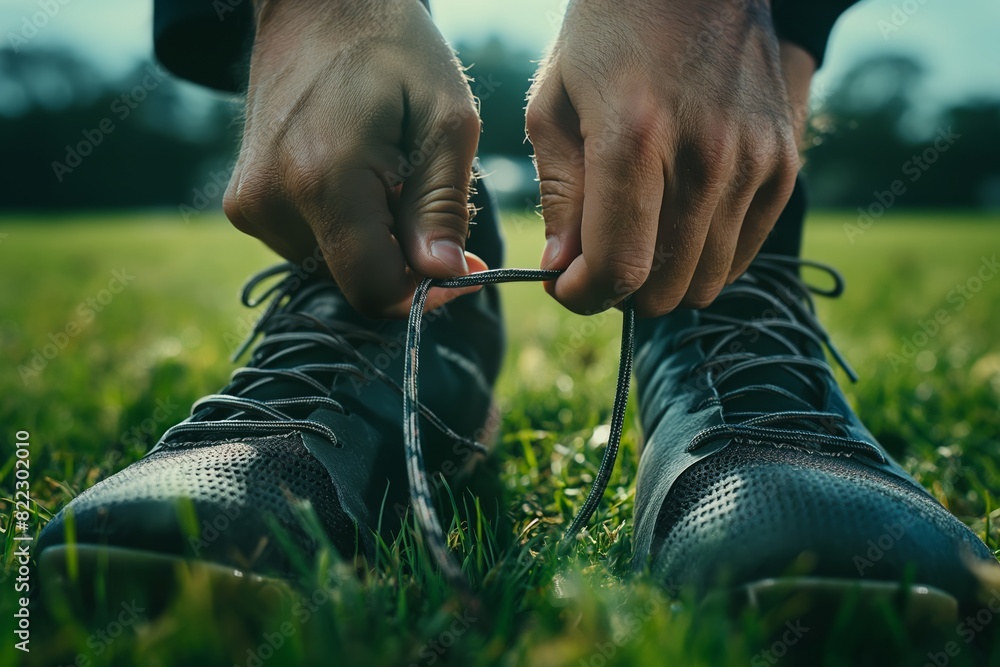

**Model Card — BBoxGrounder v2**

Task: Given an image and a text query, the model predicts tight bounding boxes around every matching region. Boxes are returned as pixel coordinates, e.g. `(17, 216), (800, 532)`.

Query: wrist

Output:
(251, 0), (413, 47)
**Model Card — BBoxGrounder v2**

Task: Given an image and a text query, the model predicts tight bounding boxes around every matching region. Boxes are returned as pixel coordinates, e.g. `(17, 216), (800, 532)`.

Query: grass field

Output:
(1, 210), (999, 666)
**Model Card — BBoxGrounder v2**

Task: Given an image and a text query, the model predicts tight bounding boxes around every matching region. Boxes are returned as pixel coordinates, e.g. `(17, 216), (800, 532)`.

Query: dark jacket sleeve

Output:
(771, 0), (861, 68)
(153, 0), (254, 91)
(153, 0), (859, 92)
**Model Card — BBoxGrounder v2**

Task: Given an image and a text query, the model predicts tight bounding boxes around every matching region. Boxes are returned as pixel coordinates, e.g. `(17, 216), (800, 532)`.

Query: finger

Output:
(550, 114), (665, 314)
(684, 156), (767, 307)
(421, 252), (488, 314)
(524, 73), (585, 277)
(335, 250), (485, 321)
(631, 135), (733, 316)
(302, 168), (418, 319)
(396, 99), (481, 279)
(224, 164), (322, 264)
(729, 157), (798, 281)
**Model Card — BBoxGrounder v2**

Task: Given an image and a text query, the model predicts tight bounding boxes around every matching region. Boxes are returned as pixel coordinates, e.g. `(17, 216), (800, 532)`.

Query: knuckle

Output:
(225, 211), (259, 238)
(434, 93), (480, 133)
(743, 137), (775, 177)
(538, 175), (575, 199)
(728, 264), (750, 283)
(683, 126), (737, 184)
(634, 288), (685, 318)
(539, 198), (573, 226)
(692, 246), (733, 287)
(524, 79), (559, 139)
(223, 168), (277, 236)
(724, 127), (768, 193)
(443, 102), (481, 142)
(413, 185), (471, 233)
(601, 252), (650, 295)
(538, 178), (578, 221)
(555, 294), (601, 317)
(775, 143), (801, 187)
(524, 101), (546, 138)
(684, 295), (714, 309)
(603, 118), (662, 167)
(767, 151), (799, 207)
(221, 187), (247, 231)
(684, 283), (724, 309)
(283, 156), (327, 203)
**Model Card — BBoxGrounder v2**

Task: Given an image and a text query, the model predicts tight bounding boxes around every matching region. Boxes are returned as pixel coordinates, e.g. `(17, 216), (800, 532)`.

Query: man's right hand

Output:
(225, 0), (485, 318)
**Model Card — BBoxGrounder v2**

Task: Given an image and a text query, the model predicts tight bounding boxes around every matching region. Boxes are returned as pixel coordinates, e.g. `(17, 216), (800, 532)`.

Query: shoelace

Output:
(677, 253), (884, 463)
(151, 256), (864, 593)
(153, 263), (486, 455)
(405, 270), (635, 592)
(151, 263), (637, 596)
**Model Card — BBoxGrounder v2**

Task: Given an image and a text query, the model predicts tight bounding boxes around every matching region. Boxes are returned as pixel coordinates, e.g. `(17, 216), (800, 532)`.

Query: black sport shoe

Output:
(630, 254), (997, 605)
(37, 249), (504, 583)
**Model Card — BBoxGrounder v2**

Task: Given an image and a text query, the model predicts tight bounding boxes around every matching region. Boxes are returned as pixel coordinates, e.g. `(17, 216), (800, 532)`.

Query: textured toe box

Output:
(651, 444), (995, 601)
(37, 434), (357, 573)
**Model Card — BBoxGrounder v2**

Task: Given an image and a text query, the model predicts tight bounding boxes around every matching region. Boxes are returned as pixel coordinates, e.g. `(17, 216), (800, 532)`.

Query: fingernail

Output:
(541, 236), (561, 269)
(430, 239), (469, 275)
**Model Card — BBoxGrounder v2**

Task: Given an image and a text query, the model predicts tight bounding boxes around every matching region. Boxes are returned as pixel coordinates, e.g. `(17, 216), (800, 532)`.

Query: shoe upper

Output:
(631, 254), (996, 601)
(37, 261), (503, 575)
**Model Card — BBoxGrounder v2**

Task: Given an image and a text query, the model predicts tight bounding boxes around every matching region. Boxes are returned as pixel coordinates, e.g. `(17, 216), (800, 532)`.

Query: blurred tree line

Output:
(0, 49), (240, 211)
(1, 40), (998, 211)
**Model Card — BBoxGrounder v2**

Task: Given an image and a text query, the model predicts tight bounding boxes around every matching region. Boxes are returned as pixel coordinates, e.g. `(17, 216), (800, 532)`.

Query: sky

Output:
(2, 0), (998, 111)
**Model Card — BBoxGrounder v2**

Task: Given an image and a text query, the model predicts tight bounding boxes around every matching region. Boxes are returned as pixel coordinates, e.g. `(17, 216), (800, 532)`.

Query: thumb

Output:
(397, 104), (481, 278)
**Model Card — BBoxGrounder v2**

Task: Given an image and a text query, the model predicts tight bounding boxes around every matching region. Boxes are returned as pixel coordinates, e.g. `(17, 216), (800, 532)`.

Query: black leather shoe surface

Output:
(631, 254), (997, 603)
(37, 257), (503, 577)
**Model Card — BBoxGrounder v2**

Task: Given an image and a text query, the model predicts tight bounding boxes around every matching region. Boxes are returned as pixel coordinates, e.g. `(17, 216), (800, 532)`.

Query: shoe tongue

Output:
(222, 287), (365, 409)
(287, 282), (361, 326)
(703, 287), (827, 416)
